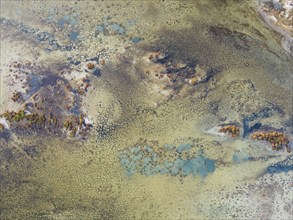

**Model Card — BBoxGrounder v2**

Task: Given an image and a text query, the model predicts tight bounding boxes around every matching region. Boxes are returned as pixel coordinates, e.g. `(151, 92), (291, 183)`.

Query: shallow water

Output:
(0, 1), (292, 219)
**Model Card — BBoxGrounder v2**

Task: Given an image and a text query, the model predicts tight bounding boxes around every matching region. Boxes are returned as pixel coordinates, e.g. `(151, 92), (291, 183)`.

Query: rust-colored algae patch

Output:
(87, 63), (95, 70)
(251, 131), (291, 152)
(219, 125), (240, 137)
(1, 109), (92, 138)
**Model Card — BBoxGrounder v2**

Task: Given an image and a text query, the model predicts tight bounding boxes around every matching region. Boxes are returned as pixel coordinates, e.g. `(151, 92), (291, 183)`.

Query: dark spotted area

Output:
(242, 103), (285, 138)
(0, 1), (292, 219)
(267, 155), (293, 173)
(97, 123), (117, 140)
(23, 145), (39, 158)
(0, 17), (75, 52)
(208, 25), (254, 51)
(0, 129), (11, 142)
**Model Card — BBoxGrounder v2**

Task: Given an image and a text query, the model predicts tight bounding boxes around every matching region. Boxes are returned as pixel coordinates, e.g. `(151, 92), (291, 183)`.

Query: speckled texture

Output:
(119, 140), (216, 178)
(0, 0), (292, 219)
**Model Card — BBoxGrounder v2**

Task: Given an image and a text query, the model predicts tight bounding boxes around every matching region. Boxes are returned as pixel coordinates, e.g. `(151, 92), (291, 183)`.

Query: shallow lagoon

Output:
(0, 1), (292, 219)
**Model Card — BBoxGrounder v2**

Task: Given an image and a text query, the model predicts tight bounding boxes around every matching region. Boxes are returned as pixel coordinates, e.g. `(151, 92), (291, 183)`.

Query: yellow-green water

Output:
(0, 1), (292, 219)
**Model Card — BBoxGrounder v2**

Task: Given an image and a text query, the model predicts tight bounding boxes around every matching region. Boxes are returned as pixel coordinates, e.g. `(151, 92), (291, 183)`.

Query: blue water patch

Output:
(69, 18), (77, 27)
(206, 158), (216, 172)
(96, 17), (127, 36)
(267, 164), (293, 173)
(131, 37), (142, 44)
(70, 31), (78, 41)
(232, 154), (240, 163)
(177, 143), (192, 153)
(119, 143), (216, 178)
(110, 23), (126, 35)
(93, 68), (101, 77)
(267, 155), (293, 174)
(103, 16), (110, 26)
(57, 15), (78, 28)
(57, 18), (65, 28)
(96, 25), (105, 33)
(232, 150), (250, 163)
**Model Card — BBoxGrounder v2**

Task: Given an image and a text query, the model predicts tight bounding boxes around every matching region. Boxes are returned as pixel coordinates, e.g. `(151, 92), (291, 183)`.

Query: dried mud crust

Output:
(258, 0), (293, 55)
